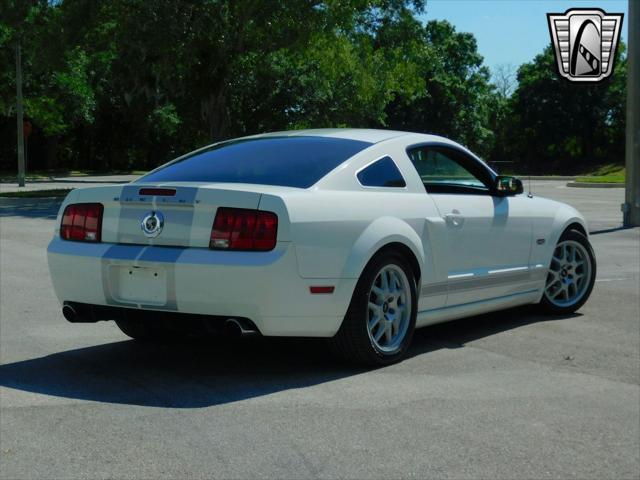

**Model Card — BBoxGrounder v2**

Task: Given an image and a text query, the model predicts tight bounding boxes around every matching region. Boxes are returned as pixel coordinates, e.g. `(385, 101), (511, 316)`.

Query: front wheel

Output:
(539, 230), (596, 314)
(329, 251), (417, 366)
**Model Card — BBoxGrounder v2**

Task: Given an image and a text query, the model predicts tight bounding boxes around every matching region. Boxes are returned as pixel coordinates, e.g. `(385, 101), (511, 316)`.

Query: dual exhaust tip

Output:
(223, 318), (258, 337)
(62, 304), (80, 323)
(62, 303), (257, 336)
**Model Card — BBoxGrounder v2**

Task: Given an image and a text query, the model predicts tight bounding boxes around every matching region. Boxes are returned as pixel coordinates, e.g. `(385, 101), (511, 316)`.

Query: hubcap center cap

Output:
(382, 302), (389, 313)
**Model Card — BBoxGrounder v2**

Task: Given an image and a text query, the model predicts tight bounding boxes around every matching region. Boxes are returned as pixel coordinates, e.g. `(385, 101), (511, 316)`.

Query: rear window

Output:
(139, 136), (372, 188)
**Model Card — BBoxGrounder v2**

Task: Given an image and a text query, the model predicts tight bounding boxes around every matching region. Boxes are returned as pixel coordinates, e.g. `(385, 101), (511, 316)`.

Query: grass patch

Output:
(576, 165), (625, 183)
(575, 175), (625, 184)
(0, 189), (73, 198)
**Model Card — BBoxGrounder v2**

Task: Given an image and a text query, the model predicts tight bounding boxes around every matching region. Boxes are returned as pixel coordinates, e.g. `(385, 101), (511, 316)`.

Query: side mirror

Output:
(494, 176), (524, 196)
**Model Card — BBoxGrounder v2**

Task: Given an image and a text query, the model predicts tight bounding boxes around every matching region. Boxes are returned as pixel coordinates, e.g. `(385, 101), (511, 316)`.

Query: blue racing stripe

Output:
(138, 247), (184, 263)
(48, 238), (111, 257)
(47, 237), (289, 266)
(104, 244), (145, 260)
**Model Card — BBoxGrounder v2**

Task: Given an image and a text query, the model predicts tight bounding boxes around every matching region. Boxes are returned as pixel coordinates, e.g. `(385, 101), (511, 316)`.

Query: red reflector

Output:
(139, 188), (176, 196)
(310, 286), (335, 294)
(60, 203), (103, 242)
(210, 208), (278, 251)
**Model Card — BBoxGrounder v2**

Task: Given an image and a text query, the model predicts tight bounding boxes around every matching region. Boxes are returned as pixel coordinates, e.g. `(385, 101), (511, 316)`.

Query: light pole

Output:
(16, 39), (25, 188)
(623, 0), (639, 226)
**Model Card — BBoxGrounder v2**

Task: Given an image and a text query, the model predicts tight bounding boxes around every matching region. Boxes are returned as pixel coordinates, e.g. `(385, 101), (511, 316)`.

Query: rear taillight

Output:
(210, 208), (278, 251)
(60, 203), (103, 242)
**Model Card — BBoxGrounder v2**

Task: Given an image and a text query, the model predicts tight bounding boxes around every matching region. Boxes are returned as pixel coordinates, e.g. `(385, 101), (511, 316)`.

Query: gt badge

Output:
(141, 211), (164, 238)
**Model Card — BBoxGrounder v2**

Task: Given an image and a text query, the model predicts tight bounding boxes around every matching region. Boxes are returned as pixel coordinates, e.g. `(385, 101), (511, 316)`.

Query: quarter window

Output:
(357, 156), (406, 188)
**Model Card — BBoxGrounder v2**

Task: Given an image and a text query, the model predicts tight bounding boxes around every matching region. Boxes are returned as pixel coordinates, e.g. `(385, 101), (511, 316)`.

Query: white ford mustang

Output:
(48, 129), (596, 365)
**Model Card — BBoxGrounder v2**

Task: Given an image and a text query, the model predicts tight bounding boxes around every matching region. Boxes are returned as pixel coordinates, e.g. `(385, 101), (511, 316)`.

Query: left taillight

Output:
(60, 203), (103, 242)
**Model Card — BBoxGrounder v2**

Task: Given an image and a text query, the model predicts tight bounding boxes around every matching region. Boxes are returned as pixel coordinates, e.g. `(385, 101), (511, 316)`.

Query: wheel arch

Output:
(551, 216), (589, 248)
(369, 242), (422, 286)
(340, 216), (427, 285)
(547, 206), (590, 255)
(564, 221), (587, 236)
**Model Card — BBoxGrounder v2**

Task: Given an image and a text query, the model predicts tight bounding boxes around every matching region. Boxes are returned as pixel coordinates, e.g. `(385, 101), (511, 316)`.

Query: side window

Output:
(357, 156), (406, 188)
(407, 147), (491, 194)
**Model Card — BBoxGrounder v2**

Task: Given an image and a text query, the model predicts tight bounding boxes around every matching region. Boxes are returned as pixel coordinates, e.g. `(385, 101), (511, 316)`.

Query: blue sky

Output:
(419, 0), (629, 72)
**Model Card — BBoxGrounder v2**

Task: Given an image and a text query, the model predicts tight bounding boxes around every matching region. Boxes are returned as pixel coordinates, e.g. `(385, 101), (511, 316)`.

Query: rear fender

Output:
(340, 216), (425, 281)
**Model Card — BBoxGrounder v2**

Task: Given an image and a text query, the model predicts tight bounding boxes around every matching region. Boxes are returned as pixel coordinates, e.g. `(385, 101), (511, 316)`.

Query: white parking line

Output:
(596, 277), (637, 282)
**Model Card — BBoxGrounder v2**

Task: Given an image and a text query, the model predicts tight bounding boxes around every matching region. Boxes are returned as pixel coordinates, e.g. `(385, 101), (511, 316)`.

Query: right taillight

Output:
(210, 207), (278, 251)
(60, 203), (103, 242)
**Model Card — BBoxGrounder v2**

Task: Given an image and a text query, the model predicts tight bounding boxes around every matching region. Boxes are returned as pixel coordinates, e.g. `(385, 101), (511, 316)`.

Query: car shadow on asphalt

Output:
(0, 306), (579, 408)
(409, 306), (581, 353)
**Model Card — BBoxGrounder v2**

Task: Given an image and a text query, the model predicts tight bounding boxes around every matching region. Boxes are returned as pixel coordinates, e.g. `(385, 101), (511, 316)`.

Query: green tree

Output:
(1, 1), (626, 176)
(0, 1), (103, 168)
(232, 3), (426, 133)
(385, 20), (495, 157)
(11, 0), (426, 170)
(505, 44), (627, 174)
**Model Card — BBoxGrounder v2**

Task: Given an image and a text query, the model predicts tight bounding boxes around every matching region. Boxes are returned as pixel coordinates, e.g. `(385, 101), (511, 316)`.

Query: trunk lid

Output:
(77, 183), (264, 248)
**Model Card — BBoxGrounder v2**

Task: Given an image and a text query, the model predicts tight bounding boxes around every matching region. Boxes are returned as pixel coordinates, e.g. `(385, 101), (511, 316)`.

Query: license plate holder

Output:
(110, 266), (168, 305)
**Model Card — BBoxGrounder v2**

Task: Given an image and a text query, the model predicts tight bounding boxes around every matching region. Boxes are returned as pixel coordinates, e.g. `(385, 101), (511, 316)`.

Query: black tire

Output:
(539, 229), (596, 314)
(115, 318), (173, 341)
(329, 250), (418, 366)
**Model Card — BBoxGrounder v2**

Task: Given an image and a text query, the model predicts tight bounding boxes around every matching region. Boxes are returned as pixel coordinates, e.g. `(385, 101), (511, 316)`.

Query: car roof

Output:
(242, 128), (451, 145)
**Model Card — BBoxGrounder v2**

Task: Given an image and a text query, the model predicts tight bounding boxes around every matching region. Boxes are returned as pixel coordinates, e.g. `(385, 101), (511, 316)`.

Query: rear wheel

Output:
(539, 230), (596, 314)
(329, 251), (417, 366)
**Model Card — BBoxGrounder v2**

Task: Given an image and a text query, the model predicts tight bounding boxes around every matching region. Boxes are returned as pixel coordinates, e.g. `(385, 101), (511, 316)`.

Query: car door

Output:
(353, 153), (449, 313)
(407, 145), (534, 307)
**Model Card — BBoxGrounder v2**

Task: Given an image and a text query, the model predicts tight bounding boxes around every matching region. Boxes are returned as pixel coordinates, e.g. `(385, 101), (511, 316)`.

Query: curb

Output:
(566, 182), (624, 188)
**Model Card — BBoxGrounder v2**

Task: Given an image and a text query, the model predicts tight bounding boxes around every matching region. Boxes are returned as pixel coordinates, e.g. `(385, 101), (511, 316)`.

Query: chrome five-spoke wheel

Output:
(544, 239), (593, 308)
(367, 264), (412, 354)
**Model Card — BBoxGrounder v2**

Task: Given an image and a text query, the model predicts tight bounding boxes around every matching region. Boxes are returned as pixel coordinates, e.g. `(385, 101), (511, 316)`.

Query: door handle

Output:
(444, 210), (465, 228)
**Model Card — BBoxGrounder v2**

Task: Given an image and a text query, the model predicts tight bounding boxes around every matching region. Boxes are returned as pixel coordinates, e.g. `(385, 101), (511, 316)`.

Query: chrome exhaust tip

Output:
(224, 318), (257, 337)
(62, 304), (77, 322)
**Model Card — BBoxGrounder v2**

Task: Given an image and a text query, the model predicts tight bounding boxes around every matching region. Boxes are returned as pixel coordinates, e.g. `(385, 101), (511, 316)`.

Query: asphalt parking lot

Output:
(1, 181), (638, 479)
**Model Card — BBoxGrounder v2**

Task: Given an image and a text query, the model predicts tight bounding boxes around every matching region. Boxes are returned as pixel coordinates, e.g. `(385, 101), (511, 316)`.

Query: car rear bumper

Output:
(47, 237), (356, 337)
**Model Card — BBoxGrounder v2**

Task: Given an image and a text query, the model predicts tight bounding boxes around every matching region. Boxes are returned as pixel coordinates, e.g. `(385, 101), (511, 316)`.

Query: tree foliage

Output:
(385, 19), (495, 156)
(0, 0), (627, 174)
(505, 45), (626, 174)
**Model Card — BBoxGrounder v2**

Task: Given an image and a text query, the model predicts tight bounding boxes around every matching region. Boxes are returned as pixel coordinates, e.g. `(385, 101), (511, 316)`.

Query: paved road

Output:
(0, 183), (638, 479)
(0, 175), (137, 194)
(528, 180), (626, 232)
